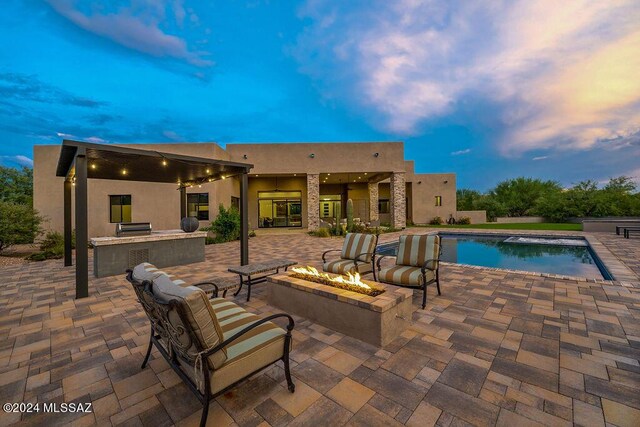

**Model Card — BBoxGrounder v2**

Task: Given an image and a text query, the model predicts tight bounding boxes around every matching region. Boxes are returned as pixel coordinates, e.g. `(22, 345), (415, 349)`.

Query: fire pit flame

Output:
(291, 266), (371, 290)
(290, 266), (384, 296)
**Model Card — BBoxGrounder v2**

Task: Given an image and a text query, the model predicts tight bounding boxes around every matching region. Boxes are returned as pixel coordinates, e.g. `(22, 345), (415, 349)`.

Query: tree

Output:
(490, 177), (562, 217)
(0, 166), (33, 205)
(456, 189), (482, 211)
(0, 202), (42, 253)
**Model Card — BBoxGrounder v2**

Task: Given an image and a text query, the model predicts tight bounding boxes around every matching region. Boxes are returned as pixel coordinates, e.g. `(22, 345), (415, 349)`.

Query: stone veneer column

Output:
(390, 172), (406, 229)
(368, 182), (379, 222)
(307, 174), (320, 231)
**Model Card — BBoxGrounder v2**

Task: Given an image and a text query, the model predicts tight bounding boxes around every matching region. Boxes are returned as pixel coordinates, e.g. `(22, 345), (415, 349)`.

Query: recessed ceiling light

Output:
(90, 163), (96, 169)
(162, 159), (167, 166)
(121, 169), (127, 175)
(206, 168), (210, 174)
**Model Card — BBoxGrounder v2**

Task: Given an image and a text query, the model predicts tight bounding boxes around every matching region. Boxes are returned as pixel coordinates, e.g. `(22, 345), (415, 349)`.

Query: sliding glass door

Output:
(258, 191), (302, 228)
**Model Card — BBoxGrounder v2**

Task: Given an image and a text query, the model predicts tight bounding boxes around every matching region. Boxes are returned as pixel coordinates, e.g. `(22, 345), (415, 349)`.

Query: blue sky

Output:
(1, 0), (638, 190)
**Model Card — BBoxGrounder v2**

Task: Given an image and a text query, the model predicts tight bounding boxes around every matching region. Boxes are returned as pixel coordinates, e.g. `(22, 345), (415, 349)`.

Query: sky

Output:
(1, 0), (639, 191)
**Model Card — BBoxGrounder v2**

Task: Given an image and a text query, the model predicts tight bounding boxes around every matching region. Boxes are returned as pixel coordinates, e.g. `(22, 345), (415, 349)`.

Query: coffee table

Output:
(228, 259), (297, 301)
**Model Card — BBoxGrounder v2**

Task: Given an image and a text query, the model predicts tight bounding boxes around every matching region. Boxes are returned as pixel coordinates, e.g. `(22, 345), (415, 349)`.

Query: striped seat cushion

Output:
(341, 233), (376, 262)
(210, 298), (286, 362)
(396, 234), (440, 267)
(324, 259), (373, 275)
(378, 265), (434, 287)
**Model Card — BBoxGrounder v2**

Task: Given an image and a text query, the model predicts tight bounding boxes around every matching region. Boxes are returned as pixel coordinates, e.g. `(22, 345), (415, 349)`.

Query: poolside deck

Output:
(1, 229), (639, 426)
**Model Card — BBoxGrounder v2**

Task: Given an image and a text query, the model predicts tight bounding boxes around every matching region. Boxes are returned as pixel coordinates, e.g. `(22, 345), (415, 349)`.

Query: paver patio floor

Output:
(1, 229), (639, 426)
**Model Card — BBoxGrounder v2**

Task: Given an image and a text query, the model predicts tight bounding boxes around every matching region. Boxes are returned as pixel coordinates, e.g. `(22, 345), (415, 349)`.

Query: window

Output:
(378, 199), (390, 214)
(231, 196), (240, 210)
(435, 196), (442, 207)
(110, 195), (132, 223)
(187, 193), (209, 220)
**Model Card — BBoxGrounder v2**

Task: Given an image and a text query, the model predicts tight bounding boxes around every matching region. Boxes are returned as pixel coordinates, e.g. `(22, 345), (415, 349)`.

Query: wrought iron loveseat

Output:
(126, 262), (295, 427)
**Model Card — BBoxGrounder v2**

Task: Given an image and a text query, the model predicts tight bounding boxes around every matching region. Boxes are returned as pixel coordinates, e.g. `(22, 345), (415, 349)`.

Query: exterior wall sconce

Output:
(243, 154), (248, 159)
(444, 180), (448, 184)
(309, 153), (315, 158)
(373, 152), (379, 157)
(418, 181), (422, 184)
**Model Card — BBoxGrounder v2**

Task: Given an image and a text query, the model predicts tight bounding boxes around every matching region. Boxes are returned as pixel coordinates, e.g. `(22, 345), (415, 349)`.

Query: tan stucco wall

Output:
(33, 141), (458, 234)
(225, 142), (406, 174)
(33, 143), (237, 238)
(408, 173), (457, 224)
(457, 210), (487, 224)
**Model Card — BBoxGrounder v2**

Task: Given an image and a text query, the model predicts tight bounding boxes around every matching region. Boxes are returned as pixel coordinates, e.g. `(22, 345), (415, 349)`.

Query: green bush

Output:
(309, 228), (331, 238)
(203, 204), (241, 243)
(0, 201), (42, 253)
(457, 216), (471, 225)
(27, 231), (63, 260)
(429, 216), (443, 225)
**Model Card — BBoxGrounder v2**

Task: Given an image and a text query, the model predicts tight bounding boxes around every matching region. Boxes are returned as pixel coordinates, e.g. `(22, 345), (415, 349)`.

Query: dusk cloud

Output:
(0, 155), (33, 167)
(45, 0), (212, 67)
(451, 149), (471, 156)
(0, 73), (106, 108)
(295, 0), (640, 157)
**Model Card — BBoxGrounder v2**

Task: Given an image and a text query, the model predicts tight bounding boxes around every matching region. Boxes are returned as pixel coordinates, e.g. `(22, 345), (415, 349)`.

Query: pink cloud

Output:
(46, 0), (212, 67)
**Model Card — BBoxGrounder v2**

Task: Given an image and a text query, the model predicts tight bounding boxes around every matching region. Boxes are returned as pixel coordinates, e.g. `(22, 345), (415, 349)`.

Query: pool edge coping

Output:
(379, 229), (639, 287)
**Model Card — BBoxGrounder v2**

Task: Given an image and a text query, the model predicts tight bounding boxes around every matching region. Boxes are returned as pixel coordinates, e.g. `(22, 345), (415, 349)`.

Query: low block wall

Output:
(583, 219), (640, 233)
(456, 210), (486, 224)
(495, 216), (546, 224)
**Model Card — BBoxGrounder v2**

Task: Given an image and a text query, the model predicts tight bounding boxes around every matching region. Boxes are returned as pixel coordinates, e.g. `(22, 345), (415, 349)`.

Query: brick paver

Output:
(1, 229), (639, 426)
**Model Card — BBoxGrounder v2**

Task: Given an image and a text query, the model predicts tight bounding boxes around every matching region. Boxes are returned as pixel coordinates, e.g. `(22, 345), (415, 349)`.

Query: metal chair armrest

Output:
(322, 249), (342, 263)
(203, 313), (294, 357)
(421, 259), (439, 273)
(376, 254), (396, 271)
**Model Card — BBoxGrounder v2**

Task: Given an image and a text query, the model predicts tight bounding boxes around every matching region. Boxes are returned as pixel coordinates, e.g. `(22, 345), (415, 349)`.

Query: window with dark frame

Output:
(187, 193), (209, 220)
(109, 195), (132, 223)
(378, 199), (390, 214)
(231, 196), (240, 210)
(435, 196), (442, 206)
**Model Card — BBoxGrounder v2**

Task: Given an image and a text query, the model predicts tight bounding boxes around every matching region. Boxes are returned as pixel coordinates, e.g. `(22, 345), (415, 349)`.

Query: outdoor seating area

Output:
(2, 229), (640, 426)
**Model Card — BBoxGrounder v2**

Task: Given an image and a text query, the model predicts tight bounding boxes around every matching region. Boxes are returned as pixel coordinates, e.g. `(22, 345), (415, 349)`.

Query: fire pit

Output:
(267, 269), (414, 347)
(289, 266), (384, 297)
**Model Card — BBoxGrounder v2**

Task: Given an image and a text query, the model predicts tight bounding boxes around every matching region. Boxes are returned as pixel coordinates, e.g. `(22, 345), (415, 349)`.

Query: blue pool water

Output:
(377, 234), (611, 280)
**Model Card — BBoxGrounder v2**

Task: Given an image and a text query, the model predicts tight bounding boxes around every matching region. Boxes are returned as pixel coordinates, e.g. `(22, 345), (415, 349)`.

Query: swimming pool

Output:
(377, 233), (612, 280)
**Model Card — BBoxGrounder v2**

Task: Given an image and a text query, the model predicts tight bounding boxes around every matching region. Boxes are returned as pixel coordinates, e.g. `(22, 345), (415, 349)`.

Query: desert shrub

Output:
(202, 204), (241, 243)
(249, 230), (257, 237)
(309, 228), (331, 238)
(0, 201), (42, 253)
(349, 222), (368, 233)
(429, 216), (443, 225)
(27, 231), (64, 261)
(457, 216), (471, 225)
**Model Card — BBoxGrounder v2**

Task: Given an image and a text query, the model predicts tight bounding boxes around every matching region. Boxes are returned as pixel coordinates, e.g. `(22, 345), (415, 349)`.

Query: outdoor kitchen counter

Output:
(90, 230), (207, 246)
(91, 230), (207, 277)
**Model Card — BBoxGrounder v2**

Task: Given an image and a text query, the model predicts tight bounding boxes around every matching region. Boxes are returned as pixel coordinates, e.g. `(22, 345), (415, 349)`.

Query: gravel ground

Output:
(0, 244), (38, 267)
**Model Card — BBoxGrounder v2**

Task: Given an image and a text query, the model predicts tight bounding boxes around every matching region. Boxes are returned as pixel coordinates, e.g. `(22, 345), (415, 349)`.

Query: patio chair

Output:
(376, 234), (441, 309)
(126, 263), (295, 427)
(322, 232), (379, 280)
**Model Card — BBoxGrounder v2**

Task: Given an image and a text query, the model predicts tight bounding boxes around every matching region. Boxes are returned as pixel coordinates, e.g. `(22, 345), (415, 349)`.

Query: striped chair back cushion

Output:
(396, 234), (440, 267)
(341, 233), (376, 262)
(151, 274), (228, 369)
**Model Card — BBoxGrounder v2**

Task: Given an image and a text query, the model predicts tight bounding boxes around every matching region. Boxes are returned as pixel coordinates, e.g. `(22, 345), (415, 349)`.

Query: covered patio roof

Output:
(55, 139), (253, 299)
(56, 139), (252, 185)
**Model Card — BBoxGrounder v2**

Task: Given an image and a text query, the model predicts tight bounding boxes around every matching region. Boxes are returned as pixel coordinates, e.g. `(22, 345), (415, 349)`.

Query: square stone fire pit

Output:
(267, 273), (414, 347)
